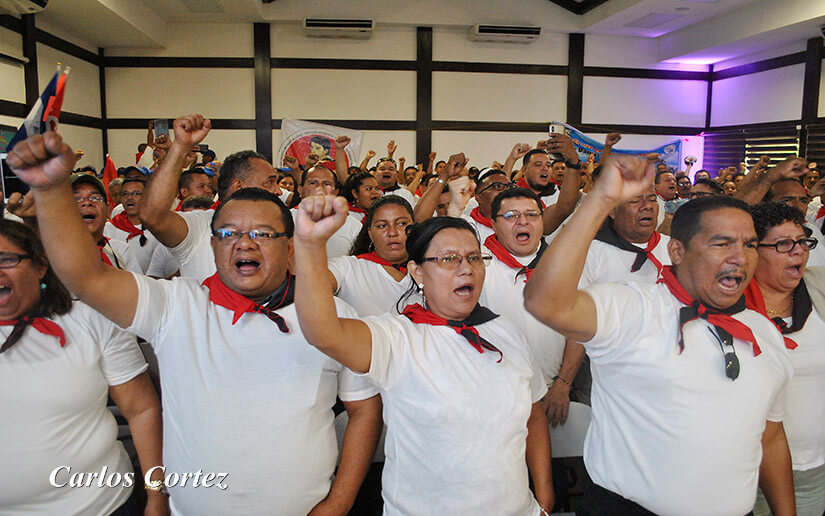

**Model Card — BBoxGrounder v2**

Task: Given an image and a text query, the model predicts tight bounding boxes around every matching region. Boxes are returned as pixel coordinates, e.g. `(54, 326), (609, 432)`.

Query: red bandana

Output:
(639, 232), (664, 275)
(98, 238), (113, 267)
(109, 212), (145, 243)
(210, 199), (220, 210)
(401, 303), (502, 362)
(658, 266), (761, 356)
(743, 281), (799, 351)
(356, 252), (406, 273)
(483, 234), (546, 282)
(175, 199), (183, 212)
(0, 317), (66, 353)
(514, 178), (548, 208)
(816, 205), (825, 221)
(469, 207), (493, 229)
(201, 273), (292, 332)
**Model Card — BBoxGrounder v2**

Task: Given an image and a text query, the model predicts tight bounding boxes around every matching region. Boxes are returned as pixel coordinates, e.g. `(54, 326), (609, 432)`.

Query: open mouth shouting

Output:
(715, 268), (746, 295)
(235, 257), (261, 276)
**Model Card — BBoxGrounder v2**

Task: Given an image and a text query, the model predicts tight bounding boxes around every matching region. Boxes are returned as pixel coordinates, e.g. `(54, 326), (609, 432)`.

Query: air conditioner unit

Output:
(303, 19), (373, 39)
(470, 24), (541, 43)
(0, 0), (49, 15)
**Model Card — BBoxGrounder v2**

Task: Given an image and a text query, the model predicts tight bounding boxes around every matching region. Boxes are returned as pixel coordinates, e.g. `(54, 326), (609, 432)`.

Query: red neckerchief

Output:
(469, 207), (493, 229)
(349, 204), (367, 214)
(816, 205), (825, 221)
(210, 199), (220, 210)
(594, 218), (664, 276)
(549, 177), (562, 187)
(640, 231), (664, 275)
(515, 178), (549, 209)
(98, 237), (113, 266)
(356, 252), (406, 273)
(516, 177), (530, 189)
(401, 303), (502, 362)
(658, 266), (761, 355)
(175, 199), (183, 212)
(109, 212), (145, 244)
(0, 317), (66, 353)
(201, 273), (293, 333)
(744, 281), (806, 351)
(484, 234), (547, 283)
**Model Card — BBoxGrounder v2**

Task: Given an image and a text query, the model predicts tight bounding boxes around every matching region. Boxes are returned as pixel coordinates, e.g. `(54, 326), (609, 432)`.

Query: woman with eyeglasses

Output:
(294, 196), (554, 515)
(0, 219), (166, 515)
(747, 202), (825, 516)
(326, 196), (416, 317)
(343, 171), (381, 223)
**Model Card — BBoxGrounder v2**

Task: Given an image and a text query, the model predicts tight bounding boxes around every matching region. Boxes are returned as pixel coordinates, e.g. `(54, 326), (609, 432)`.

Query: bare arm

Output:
(413, 153), (466, 223)
(406, 165), (425, 194)
(294, 196), (373, 372)
(602, 132), (621, 162)
(503, 143), (531, 179)
(6, 132), (139, 329)
(334, 136), (350, 184)
(359, 150), (376, 172)
(736, 156), (808, 205)
(426, 151), (436, 175)
(524, 155), (656, 341)
(109, 372), (168, 515)
(545, 339), (585, 427)
(759, 421), (795, 516)
(139, 115), (212, 247)
(542, 166), (581, 235)
(309, 396), (383, 515)
(526, 400), (554, 514)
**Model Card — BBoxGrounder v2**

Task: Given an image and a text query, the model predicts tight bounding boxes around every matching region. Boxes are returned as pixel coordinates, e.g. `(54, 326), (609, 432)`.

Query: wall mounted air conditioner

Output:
(0, 0), (49, 15)
(303, 19), (373, 39)
(470, 24), (541, 43)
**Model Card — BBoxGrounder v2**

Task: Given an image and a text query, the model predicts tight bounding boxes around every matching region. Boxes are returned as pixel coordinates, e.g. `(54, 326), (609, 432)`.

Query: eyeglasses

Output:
(709, 327), (739, 381)
(73, 195), (106, 204)
(120, 191), (143, 198)
(497, 209), (542, 222)
(476, 182), (515, 195)
(212, 228), (289, 242)
(422, 252), (491, 269)
(688, 191), (713, 199)
(757, 237), (817, 253)
(0, 253), (32, 269)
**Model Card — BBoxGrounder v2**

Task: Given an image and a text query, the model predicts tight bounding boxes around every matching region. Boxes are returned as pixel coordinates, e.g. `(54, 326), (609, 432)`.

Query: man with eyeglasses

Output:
(689, 178), (723, 199)
(480, 187), (570, 427)
(104, 178), (164, 274)
(70, 173), (141, 273)
(525, 155), (795, 515)
(6, 132), (382, 515)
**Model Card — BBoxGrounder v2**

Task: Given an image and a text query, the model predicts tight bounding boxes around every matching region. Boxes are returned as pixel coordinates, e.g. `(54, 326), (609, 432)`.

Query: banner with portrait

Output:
(277, 119), (363, 168)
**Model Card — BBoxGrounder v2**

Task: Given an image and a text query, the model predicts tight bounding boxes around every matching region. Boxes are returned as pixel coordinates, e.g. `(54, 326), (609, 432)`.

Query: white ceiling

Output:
(22, 0), (825, 65)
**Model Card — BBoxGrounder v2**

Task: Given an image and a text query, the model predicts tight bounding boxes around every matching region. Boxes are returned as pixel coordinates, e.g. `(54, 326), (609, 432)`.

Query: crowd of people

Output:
(1, 113), (824, 516)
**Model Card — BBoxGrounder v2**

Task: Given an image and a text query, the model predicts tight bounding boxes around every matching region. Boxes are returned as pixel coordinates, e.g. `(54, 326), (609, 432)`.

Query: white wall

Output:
(0, 27), (25, 104)
(582, 77), (707, 127)
(433, 27), (568, 65)
(61, 125), (103, 172)
(37, 43), (101, 117)
(108, 23), (253, 57)
(710, 64), (805, 127)
(585, 35), (708, 72)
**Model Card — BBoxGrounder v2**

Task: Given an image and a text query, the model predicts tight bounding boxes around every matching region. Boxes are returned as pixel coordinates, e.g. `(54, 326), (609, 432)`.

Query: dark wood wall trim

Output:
(584, 66), (710, 81)
(705, 64), (714, 129)
(416, 27), (433, 165)
(272, 57), (415, 70)
(98, 48), (108, 155)
(35, 29), (99, 65)
(711, 51), (806, 81)
(801, 38), (822, 126)
(106, 118), (254, 130)
(567, 33), (584, 126)
(21, 15), (38, 107)
(60, 111), (104, 129)
(574, 123), (703, 136)
(0, 99), (27, 118)
(104, 56), (254, 68)
(0, 15), (22, 32)
(271, 120), (416, 131)
(254, 23), (273, 161)
(706, 119), (801, 133)
(433, 61), (567, 75)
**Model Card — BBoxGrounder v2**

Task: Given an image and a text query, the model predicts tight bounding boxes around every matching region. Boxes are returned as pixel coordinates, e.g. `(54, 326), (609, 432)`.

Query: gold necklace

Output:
(766, 299), (793, 316)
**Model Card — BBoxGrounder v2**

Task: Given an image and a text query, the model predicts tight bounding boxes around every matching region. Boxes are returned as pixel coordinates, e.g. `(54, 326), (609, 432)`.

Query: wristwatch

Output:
(145, 479), (168, 496)
(565, 159), (582, 168)
(435, 177), (447, 186)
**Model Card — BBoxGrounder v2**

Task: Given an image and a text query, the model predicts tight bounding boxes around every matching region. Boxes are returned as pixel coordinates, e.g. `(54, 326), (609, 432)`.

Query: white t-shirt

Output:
(104, 221), (162, 274)
(382, 187), (416, 207)
(361, 313), (545, 515)
(461, 213), (494, 243)
(328, 255), (416, 316)
(292, 208), (361, 260)
(171, 209), (216, 281)
(348, 211), (366, 224)
(804, 222), (825, 268)
(145, 243), (180, 278)
(125, 274), (377, 515)
(582, 281), (793, 515)
(110, 204), (124, 217)
(783, 304), (825, 470)
(102, 237), (142, 274)
(480, 246), (566, 386)
(579, 234), (671, 288)
(0, 302), (147, 516)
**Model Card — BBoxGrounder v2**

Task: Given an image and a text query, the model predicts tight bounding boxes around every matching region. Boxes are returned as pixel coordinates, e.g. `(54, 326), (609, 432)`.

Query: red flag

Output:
(102, 155), (117, 208)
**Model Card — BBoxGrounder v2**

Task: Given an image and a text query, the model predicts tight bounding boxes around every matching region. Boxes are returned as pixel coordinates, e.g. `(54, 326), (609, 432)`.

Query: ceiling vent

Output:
(470, 24), (541, 43)
(303, 19), (373, 39)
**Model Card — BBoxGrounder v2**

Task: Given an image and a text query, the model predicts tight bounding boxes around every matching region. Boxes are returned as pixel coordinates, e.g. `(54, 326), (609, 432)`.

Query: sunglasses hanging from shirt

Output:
(708, 326), (740, 381)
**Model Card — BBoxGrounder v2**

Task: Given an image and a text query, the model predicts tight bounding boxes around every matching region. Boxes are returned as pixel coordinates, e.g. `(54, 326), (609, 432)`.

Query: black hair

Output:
(671, 195), (751, 247)
(179, 167), (209, 191)
(395, 216), (479, 313)
(522, 149), (549, 168)
(349, 196), (414, 256)
(730, 172), (745, 181)
(655, 170), (675, 184)
(489, 187), (542, 219)
(210, 187), (294, 237)
(0, 219), (72, 318)
(217, 150), (268, 200)
(309, 136), (331, 153)
(300, 165), (338, 188)
(693, 178), (723, 195)
(181, 195), (216, 211)
(477, 168), (508, 185)
(435, 160), (446, 167)
(764, 178), (805, 202)
(347, 166), (362, 175)
(751, 202), (807, 241)
(342, 171), (377, 205)
(121, 178), (146, 189)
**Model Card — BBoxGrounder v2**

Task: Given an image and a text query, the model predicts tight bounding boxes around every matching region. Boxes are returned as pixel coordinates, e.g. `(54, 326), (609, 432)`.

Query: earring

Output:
(40, 281), (47, 291)
(368, 241), (375, 252)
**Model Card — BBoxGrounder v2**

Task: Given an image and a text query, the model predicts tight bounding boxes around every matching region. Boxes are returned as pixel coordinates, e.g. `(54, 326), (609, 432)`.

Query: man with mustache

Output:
(525, 154), (796, 515)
